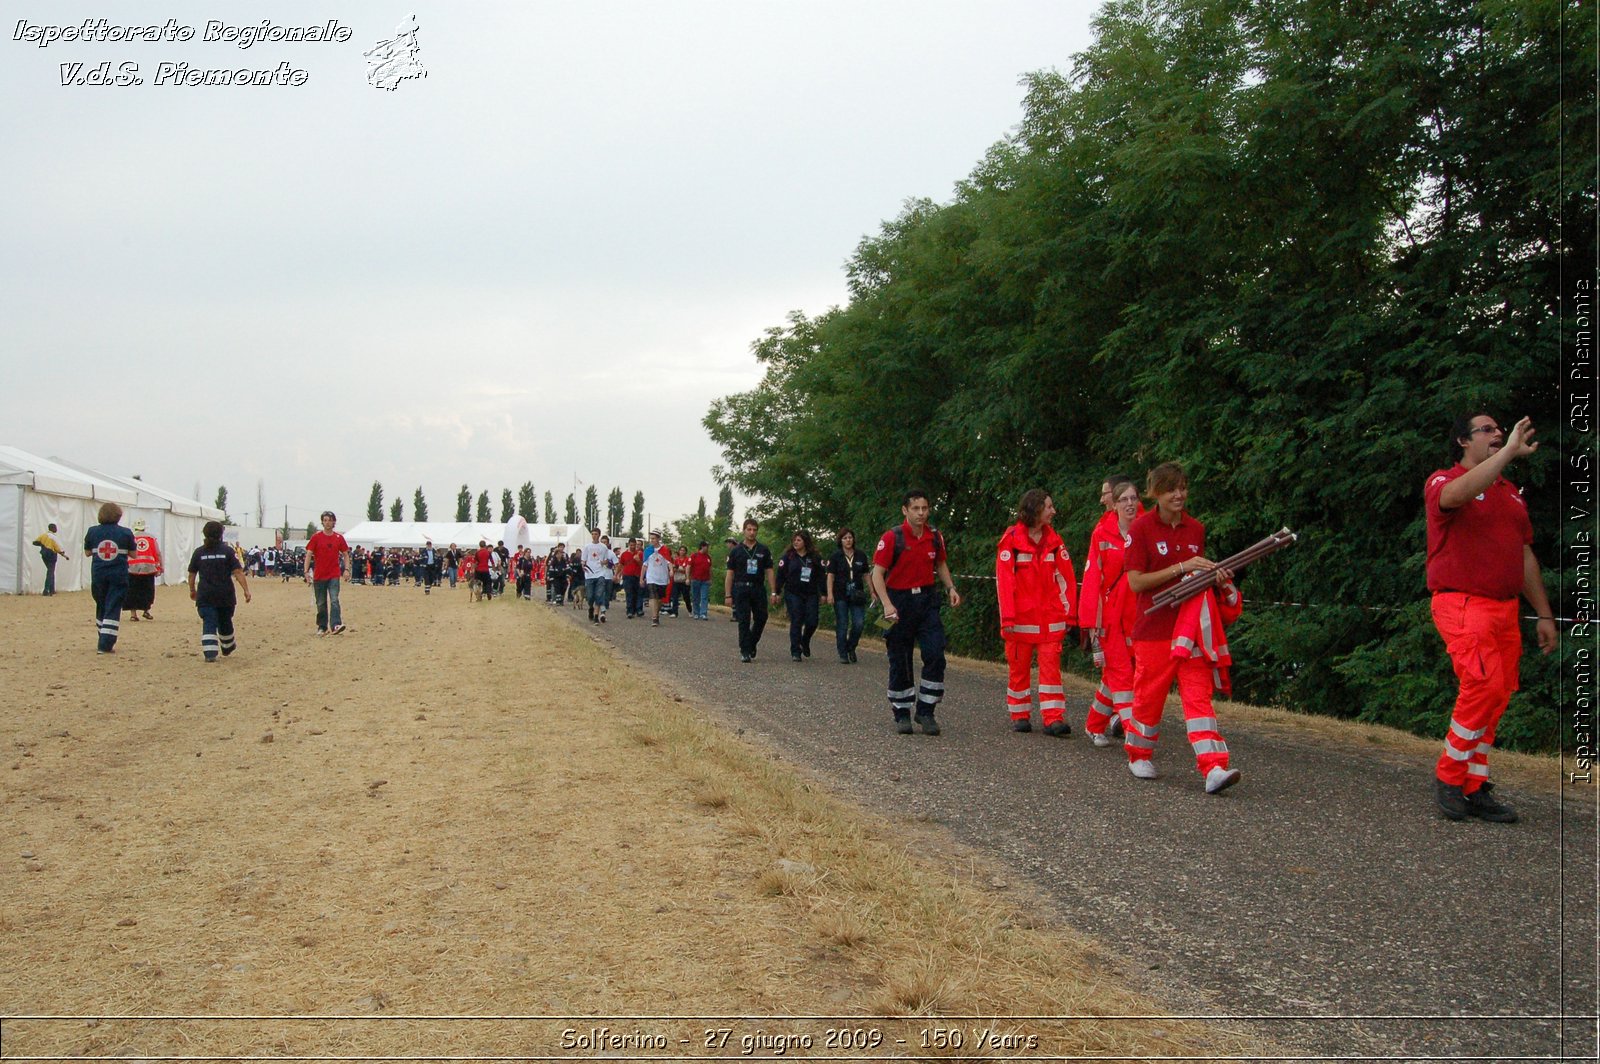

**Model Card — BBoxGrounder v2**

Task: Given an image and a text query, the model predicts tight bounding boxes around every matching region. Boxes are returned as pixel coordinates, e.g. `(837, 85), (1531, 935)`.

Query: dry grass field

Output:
(0, 578), (1258, 1060)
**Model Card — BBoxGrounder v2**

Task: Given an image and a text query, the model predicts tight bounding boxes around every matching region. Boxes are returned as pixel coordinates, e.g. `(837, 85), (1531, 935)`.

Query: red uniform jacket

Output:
(995, 521), (1077, 644)
(1170, 586), (1243, 695)
(1079, 511), (1138, 637)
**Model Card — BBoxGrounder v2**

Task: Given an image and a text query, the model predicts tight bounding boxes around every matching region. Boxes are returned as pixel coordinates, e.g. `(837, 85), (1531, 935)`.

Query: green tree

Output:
(701, 0), (1586, 752)
(456, 484), (471, 522)
(518, 482), (537, 521)
(564, 493), (578, 524)
(607, 487), (625, 536)
(476, 491), (490, 523)
(304, 522), (314, 539)
(500, 489), (515, 523)
(215, 486), (229, 518)
(388, 498), (402, 521)
(367, 482), (383, 522)
(543, 491), (556, 523)
(413, 487), (428, 522)
(714, 484), (735, 539)
(629, 491), (645, 538)
(583, 485), (600, 530)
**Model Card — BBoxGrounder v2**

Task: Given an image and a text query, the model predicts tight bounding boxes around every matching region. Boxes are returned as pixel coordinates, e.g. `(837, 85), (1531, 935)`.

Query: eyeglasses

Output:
(1468, 424), (1503, 436)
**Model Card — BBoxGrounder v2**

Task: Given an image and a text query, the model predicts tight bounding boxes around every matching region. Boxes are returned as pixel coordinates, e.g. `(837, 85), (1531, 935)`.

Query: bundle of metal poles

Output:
(1144, 527), (1298, 615)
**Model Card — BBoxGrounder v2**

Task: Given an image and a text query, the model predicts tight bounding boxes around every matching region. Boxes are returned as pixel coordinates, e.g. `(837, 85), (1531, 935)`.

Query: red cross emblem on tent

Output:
(95, 540), (120, 561)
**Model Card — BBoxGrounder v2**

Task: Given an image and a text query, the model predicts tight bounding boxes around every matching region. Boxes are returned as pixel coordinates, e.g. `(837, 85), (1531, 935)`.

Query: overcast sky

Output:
(3, 1), (1100, 530)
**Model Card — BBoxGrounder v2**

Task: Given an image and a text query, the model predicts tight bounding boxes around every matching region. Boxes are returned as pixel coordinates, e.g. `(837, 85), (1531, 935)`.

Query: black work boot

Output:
(1435, 779), (1470, 821)
(1465, 782), (1519, 823)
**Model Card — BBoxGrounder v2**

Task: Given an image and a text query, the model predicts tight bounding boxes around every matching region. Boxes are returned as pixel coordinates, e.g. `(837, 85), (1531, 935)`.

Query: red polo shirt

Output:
(1125, 510), (1205, 642)
(1424, 465), (1533, 600)
(689, 551), (712, 581)
(873, 522), (945, 590)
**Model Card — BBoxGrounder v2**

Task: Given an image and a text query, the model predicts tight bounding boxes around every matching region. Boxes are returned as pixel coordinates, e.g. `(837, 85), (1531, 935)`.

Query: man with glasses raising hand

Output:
(1425, 414), (1558, 824)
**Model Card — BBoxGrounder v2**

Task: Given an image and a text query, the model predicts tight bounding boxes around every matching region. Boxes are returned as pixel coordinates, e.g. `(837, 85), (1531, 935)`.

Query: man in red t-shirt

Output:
(688, 541), (714, 619)
(1425, 413), (1557, 823)
(869, 490), (962, 735)
(473, 540), (494, 602)
(304, 510), (351, 635)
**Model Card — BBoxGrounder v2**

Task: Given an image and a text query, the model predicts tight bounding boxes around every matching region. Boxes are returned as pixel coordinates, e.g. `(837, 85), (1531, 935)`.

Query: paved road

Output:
(556, 602), (1597, 1062)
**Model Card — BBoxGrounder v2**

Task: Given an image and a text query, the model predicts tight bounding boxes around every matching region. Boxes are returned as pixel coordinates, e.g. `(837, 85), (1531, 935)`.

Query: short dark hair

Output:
(742, 519), (759, 531)
(837, 526), (855, 545)
(1016, 489), (1051, 527)
(902, 490), (929, 508)
(1449, 410), (1493, 462)
(202, 520), (224, 545)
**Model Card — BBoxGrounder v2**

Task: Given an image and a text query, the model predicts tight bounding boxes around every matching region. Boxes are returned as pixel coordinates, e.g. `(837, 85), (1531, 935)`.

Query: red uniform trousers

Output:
(1086, 627), (1136, 736)
(1431, 593), (1521, 792)
(1124, 639), (1230, 775)
(1004, 640), (1067, 726)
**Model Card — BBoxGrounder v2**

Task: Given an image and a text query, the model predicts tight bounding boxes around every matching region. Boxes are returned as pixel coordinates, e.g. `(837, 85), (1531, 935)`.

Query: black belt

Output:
(889, 584), (936, 595)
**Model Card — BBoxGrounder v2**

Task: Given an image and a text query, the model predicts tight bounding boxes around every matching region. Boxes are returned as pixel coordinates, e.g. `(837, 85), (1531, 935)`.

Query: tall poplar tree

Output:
(413, 487), (428, 522)
(518, 482), (537, 521)
(543, 491), (556, 523)
(475, 491), (490, 523)
(564, 494), (578, 524)
(367, 482), (383, 522)
(629, 491), (645, 537)
(583, 485), (599, 530)
(389, 498), (403, 522)
(607, 487), (625, 536)
(500, 489), (515, 523)
(456, 485), (471, 522)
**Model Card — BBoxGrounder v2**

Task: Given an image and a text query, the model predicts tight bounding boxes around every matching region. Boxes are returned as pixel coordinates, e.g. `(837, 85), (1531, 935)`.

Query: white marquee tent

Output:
(0, 446), (224, 595)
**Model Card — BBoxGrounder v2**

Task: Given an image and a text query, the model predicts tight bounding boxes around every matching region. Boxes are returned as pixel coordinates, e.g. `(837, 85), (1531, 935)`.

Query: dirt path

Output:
(560, 598), (1599, 1062)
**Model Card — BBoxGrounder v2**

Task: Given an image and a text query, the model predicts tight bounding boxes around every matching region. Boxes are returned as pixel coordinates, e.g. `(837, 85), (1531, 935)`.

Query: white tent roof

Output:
(0, 445), (140, 504)
(47, 458), (223, 519)
(341, 521), (591, 550)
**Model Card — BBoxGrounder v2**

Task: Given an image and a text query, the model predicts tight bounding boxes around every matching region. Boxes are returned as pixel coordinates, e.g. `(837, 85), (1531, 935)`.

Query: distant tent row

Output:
(341, 519), (589, 555)
(0, 445), (224, 596)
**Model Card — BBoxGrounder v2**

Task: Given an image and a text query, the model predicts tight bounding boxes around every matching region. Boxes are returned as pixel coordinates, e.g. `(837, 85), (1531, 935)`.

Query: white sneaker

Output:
(1204, 766), (1241, 794)
(1089, 731), (1113, 748)
(1128, 759), (1159, 780)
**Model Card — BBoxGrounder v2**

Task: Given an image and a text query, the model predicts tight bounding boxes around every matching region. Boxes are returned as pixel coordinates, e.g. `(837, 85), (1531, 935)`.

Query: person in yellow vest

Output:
(31, 523), (69, 596)
(125, 519), (163, 621)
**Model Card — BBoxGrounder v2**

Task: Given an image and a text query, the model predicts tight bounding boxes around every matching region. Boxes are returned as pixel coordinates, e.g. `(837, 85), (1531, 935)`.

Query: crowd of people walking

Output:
(53, 411), (1558, 818)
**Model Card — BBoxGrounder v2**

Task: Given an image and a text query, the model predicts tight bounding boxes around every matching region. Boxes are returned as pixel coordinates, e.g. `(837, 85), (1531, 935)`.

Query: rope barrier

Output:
(946, 573), (1578, 625)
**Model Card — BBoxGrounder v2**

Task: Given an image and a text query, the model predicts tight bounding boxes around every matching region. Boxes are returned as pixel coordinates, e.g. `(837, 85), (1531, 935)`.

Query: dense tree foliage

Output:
(413, 487), (428, 522)
(475, 491), (491, 524)
(518, 482), (537, 521)
(705, 0), (1593, 751)
(584, 485), (600, 531)
(630, 492), (645, 537)
(366, 482), (382, 523)
(456, 485), (472, 523)
(389, 498), (403, 522)
(564, 493), (578, 524)
(544, 491), (556, 524)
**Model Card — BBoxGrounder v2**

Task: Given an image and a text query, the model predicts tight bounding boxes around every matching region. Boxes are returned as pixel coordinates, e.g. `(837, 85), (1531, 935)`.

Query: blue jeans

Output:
(41, 553), (57, 595)
(623, 575), (642, 615)
(691, 579), (710, 618)
(835, 599), (866, 658)
(586, 577), (609, 613)
(313, 578), (342, 631)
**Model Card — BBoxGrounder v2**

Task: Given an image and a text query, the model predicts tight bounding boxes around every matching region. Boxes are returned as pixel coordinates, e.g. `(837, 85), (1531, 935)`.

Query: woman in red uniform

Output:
(1080, 476), (1142, 745)
(1123, 463), (1242, 794)
(995, 489), (1078, 736)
